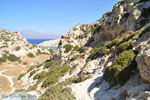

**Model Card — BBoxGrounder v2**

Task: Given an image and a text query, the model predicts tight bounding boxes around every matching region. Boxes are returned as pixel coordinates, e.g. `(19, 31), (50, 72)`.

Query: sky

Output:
(0, 0), (119, 38)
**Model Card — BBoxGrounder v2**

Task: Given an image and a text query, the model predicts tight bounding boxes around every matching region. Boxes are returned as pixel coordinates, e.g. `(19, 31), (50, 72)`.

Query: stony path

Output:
(70, 66), (104, 100)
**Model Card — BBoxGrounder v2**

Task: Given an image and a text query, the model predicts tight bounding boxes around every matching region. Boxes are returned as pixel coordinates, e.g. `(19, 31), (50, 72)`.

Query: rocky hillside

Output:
(16, 0), (150, 100)
(0, 30), (51, 64)
(0, 30), (52, 94)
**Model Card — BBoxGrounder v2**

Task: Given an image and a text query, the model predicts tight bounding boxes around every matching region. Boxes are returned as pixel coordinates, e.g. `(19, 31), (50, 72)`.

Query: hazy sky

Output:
(0, 0), (119, 35)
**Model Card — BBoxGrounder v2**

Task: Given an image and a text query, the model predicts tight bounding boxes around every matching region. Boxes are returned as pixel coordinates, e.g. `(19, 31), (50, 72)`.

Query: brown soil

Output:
(0, 54), (50, 93)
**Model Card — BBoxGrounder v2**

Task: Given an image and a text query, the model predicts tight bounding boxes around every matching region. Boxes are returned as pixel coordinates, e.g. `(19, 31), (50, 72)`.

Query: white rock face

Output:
(38, 39), (60, 49)
(92, 0), (150, 44)
(136, 31), (150, 82)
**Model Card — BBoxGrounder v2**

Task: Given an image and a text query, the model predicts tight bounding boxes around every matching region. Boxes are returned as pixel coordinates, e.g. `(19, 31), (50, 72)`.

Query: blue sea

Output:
(27, 39), (52, 44)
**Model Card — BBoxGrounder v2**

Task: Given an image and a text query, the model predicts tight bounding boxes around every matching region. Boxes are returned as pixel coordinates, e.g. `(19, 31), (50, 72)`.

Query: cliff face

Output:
(18, 0), (150, 100)
(92, 0), (150, 44)
(136, 27), (150, 82)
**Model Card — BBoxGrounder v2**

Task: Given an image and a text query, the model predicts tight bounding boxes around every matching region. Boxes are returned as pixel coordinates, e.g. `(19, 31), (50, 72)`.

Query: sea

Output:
(27, 39), (52, 44)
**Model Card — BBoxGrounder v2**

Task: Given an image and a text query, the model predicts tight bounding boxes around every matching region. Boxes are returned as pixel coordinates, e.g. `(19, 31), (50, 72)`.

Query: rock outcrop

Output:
(136, 28), (150, 82)
(92, 0), (150, 45)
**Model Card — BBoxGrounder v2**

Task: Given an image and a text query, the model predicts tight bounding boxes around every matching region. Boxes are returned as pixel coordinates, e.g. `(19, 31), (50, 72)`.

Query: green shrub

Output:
(78, 46), (87, 53)
(36, 63), (43, 68)
(88, 32), (138, 60)
(49, 49), (54, 54)
(73, 45), (80, 51)
(42, 64), (69, 87)
(103, 50), (137, 85)
(29, 70), (37, 77)
(18, 73), (25, 80)
(44, 60), (62, 69)
(111, 32), (136, 47)
(23, 62), (28, 65)
(27, 60), (68, 90)
(15, 46), (21, 51)
(0, 58), (6, 64)
(39, 83), (75, 100)
(70, 75), (90, 83)
(69, 56), (79, 62)
(33, 71), (49, 80)
(76, 34), (88, 39)
(88, 46), (110, 60)
(27, 65), (37, 72)
(116, 41), (132, 54)
(36, 49), (42, 55)
(103, 41), (113, 48)
(111, 38), (122, 46)
(7, 54), (20, 62)
(63, 44), (73, 53)
(27, 53), (35, 58)
(44, 60), (56, 68)
(69, 54), (85, 62)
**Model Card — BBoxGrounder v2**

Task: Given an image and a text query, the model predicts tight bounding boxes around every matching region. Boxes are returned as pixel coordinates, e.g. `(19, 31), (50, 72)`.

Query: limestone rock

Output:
(38, 39), (60, 49)
(136, 44), (150, 82)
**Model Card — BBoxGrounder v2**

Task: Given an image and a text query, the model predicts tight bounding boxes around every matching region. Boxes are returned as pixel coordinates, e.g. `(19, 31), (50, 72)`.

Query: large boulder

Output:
(136, 46), (150, 82)
(136, 29), (150, 82)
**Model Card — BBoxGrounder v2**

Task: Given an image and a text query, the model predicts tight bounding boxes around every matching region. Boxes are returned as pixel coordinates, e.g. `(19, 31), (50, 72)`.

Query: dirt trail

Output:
(0, 54), (50, 93)
(0, 70), (15, 93)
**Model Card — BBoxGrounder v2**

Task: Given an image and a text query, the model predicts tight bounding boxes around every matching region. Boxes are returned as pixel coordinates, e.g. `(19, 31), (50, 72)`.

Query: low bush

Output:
(69, 54), (85, 62)
(116, 41), (132, 54)
(63, 44), (73, 53)
(73, 45), (80, 51)
(78, 46), (87, 53)
(7, 54), (20, 62)
(76, 34), (88, 39)
(18, 73), (25, 80)
(44, 60), (62, 69)
(33, 71), (49, 80)
(103, 41), (113, 48)
(69, 75), (90, 83)
(88, 31), (137, 60)
(88, 46), (110, 60)
(39, 83), (75, 100)
(42, 64), (69, 87)
(0, 58), (6, 64)
(103, 50), (137, 85)
(29, 70), (37, 77)
(27, 53), (35, 58)
(15, 46), (21, 51)
(69, 55), (79, 62)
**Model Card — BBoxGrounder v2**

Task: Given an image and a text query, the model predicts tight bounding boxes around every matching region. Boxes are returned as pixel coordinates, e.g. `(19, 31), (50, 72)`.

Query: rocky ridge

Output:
(0, 30), (50, 63)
